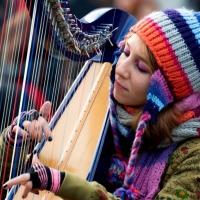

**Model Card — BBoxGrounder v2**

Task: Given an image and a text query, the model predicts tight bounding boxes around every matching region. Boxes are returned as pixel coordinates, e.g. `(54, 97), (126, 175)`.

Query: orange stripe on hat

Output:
(134, 17), (193, 100)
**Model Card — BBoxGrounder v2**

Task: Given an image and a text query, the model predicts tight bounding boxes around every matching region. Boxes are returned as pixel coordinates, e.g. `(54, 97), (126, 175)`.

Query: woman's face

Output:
(114, 33), (152, 107)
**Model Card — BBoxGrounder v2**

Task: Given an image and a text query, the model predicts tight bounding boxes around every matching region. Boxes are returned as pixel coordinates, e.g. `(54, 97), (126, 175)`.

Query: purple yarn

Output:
(132, 144), (178, 199)
(107, 155), (128, 187)
(114, 187), (140, 200)
(109, 54), (179, 199)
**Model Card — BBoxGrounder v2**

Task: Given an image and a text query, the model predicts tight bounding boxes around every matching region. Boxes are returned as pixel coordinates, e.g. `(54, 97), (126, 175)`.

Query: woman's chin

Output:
(113, 91), (145, 108)
(113, 91), (127, 105)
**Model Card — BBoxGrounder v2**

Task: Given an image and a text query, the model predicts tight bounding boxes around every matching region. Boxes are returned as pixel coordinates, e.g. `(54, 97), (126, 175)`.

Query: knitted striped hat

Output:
(114, 8), (200, 199)
(134, 8), (200, 118)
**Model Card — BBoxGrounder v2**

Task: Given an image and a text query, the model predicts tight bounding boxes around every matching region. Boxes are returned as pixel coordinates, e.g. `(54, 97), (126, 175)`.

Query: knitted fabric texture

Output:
(109, 90), (200, 199)
(112, 8), (200, 200)
(113, 144), (177, 199)
(109, 57), (176, 199)
(109, 68), (200, 199)
(134, 8), (200, 118)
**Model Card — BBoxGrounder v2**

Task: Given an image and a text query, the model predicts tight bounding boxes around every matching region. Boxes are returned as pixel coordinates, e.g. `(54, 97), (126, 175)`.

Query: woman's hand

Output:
(3, 154), (65, 198)
(5, 101), (53, 147)
(15, 101), (53, 142)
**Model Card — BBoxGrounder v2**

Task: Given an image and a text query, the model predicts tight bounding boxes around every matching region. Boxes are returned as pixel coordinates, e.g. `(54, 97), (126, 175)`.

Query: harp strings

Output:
(8, 0), (38, 185)
(0, 0), (25, 131)
(2, 0), (86, 183)
(0, 1), (33, 198)
(0, 0), (13, 195)
(0, 0), (35, 132)
(15, 0), (47, 181)
(2, 0), (112, 199)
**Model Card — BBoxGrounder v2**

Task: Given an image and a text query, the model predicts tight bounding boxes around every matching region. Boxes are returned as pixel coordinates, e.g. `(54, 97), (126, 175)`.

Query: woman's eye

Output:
(135, 63), (148, 73)
(122, 50), (129, 57)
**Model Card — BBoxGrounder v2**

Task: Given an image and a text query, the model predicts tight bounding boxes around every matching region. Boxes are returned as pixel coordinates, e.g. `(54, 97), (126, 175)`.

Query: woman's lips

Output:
(114, 80), (127, 90)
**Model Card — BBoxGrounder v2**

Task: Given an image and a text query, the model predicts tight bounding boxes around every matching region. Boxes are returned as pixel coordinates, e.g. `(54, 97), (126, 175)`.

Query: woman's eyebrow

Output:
(127, 41), (149, 65)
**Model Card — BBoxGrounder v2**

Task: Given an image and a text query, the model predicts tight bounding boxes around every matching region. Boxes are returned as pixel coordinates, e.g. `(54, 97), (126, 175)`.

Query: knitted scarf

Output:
(108, 61), (200, 199)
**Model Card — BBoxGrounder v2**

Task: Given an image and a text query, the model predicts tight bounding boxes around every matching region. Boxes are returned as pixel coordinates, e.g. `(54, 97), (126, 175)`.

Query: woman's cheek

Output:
(116, 58), (125, 67)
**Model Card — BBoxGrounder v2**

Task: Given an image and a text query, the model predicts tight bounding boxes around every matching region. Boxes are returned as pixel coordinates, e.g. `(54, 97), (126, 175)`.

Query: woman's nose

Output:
(116, 60), (130, 79)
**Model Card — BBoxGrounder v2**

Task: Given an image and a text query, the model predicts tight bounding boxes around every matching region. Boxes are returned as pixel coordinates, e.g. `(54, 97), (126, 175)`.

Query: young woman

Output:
(3, 8), (200, 200)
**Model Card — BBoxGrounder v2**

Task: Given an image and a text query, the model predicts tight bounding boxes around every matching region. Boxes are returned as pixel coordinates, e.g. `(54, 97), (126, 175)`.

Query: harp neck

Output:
(25, 0), (137, 62)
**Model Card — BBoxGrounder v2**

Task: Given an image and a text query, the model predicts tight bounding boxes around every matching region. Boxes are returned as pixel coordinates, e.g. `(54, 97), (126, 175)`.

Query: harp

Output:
(0, 0), (137, 199)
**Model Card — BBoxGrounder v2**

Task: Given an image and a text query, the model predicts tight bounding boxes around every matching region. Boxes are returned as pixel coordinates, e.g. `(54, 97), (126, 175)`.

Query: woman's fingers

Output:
(13, 101), (53, 141)
(23, 187), (40, 198)
(32, 154), (42, 165)
(19, 117), (52, 141)
(3, 174), (30, 189)
(38, 101), (53, 140)
(39, 101), (51, 120)
(22, 120), (43, 141)
(12, 126), (30, 141)
(3, 175), (39, 198)
(38, 116), (52, 140)
(22, 181), (34, 198)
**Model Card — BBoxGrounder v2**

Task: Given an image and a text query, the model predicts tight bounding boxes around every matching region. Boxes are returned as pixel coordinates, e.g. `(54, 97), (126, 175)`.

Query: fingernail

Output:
(48, 136), (52, 141)
(3, 183), (7, 188)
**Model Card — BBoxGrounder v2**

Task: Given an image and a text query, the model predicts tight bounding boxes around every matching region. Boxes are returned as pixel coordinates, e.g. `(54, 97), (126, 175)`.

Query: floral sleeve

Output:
(155, 138), (200, 200)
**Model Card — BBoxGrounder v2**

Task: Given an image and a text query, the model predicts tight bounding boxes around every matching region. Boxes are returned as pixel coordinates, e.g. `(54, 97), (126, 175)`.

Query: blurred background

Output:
(68, 0), (200, 20)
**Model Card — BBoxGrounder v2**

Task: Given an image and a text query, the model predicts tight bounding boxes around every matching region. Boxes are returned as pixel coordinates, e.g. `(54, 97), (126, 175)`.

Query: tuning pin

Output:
(84, 49), (90, 58)
(63, 8), (70, 14)
(108, 38), (113, 46)
(75, 46), (81, 54)
(111, 27), (118, 33)
(101, 23), (112, 26)
(68, 19), (75, 23)
(70, 27), (77, 31)
(73, 30), (80, 36)
(71, 40), (81, 53)
(94, 48), (102, 56)
(68, 14), (73, 18)
(57, 4), (64, 12)
(58, 1), (69, 8)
